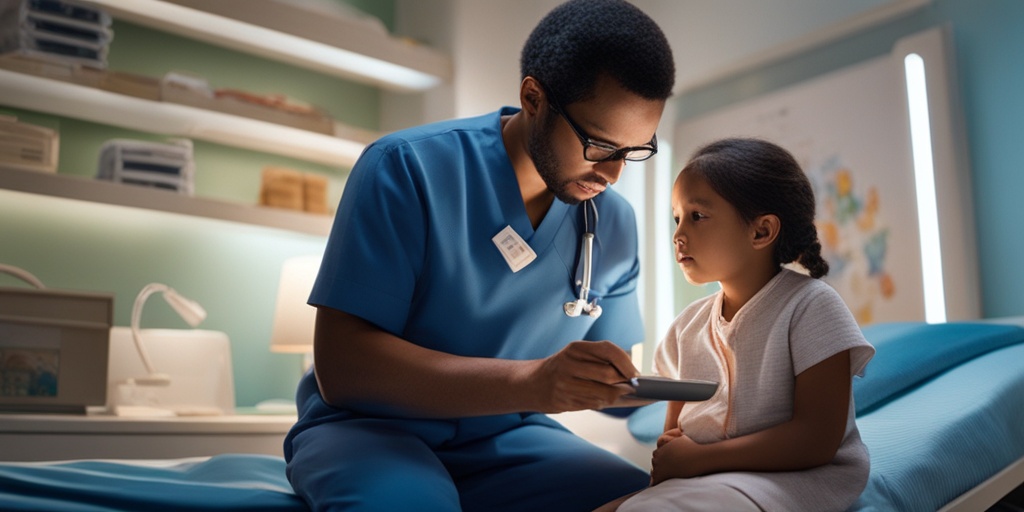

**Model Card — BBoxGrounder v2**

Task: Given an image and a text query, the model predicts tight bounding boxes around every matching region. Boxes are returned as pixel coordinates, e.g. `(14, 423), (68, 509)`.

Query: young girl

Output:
(599, 138), (875, 512)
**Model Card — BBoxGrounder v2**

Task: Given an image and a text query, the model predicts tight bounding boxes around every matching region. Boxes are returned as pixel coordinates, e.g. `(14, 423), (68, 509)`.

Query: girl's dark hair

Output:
(683, 138), (830, 278)
(520, 0), (675, 106)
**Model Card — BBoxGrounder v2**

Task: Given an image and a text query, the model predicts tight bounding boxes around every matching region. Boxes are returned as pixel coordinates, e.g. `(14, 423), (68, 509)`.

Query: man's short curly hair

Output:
(520, 0), (675, 106)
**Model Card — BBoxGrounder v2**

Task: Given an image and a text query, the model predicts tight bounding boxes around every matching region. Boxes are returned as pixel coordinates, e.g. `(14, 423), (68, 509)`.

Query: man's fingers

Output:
(568, 341), (639, 381)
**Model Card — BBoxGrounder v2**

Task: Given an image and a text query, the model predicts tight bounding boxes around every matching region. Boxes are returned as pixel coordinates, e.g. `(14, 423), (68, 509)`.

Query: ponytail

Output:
(798, 240), (830, 279)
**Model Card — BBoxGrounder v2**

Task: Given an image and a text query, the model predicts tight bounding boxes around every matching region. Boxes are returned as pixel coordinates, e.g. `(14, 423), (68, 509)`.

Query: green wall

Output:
(0, 1), (395, 406)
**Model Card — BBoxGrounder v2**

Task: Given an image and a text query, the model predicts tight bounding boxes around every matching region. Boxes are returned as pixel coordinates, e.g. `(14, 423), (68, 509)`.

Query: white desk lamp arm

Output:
(129, 283), (207, 386)
(0, 263), (46, 289)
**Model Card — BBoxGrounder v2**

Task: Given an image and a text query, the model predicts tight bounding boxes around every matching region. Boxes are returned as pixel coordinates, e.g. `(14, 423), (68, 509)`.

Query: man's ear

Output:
(751, 214), (780, 250)
(520, 76), (545, 116)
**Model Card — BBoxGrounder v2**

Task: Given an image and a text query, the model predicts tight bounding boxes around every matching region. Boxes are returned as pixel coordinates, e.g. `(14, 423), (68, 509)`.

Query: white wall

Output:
(390, 0), (925, 122)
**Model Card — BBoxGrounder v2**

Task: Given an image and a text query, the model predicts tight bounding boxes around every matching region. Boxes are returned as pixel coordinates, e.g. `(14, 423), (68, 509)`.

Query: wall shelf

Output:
(86, 0), (453, 92)
(0, 166), (333, 236)
(0, 69), (370, 168)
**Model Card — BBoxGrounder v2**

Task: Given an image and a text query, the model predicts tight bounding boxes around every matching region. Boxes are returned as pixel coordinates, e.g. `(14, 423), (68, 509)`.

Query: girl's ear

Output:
(751, 214), (781, 250)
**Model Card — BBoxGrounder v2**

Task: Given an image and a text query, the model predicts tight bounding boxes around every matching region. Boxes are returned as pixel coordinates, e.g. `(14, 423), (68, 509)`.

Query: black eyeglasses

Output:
(548, 96), (658, 163)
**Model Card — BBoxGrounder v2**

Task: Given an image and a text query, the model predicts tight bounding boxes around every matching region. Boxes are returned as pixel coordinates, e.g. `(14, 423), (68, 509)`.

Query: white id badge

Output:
(492, 225), (537, 273)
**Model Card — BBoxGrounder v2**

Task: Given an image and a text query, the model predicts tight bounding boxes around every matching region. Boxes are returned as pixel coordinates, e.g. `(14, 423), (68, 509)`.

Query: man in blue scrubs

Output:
(285, 1), (676, 510)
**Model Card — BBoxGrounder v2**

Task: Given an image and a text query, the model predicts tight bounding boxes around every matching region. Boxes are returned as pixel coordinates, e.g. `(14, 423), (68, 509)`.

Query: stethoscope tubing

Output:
(564, 199), (602, 318)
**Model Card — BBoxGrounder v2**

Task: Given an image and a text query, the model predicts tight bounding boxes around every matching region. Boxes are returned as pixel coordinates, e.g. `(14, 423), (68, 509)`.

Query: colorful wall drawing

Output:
(812, 156), (896, 324)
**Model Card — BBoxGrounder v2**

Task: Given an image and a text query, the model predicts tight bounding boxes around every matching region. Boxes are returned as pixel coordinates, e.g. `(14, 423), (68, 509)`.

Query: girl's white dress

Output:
(625, 269), (875, 512)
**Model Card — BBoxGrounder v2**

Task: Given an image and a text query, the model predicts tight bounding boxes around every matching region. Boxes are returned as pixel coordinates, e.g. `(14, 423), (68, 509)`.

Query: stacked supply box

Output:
(0, 0), (112, 68)
(96, 139), (196, 195)
(0, 283), (113, 414)
(0, 115), (59, 172)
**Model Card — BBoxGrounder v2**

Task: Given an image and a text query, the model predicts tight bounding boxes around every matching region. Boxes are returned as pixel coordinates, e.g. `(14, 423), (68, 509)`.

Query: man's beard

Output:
(527, 111), (581, 206)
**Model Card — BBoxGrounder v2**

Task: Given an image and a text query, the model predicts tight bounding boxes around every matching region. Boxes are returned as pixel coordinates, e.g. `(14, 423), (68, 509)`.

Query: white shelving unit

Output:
(0, 69), (369, 168)
(87, 0), (453, 92)
(0, 0), (452, 235)
(0, 166), (333, 236)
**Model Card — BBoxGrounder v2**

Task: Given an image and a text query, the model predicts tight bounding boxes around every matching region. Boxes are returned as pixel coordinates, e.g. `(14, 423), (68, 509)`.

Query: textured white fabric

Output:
(648, 269), (875, 512)
(618, 480), (761, 512)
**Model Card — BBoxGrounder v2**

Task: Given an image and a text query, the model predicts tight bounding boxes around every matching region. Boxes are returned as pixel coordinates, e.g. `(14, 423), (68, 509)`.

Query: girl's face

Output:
(670, 171), (761, 286)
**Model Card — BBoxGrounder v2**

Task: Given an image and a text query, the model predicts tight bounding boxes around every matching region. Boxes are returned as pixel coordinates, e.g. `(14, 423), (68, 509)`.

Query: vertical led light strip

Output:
(654, 141), (676, 334)
(904, 53), (946, 323)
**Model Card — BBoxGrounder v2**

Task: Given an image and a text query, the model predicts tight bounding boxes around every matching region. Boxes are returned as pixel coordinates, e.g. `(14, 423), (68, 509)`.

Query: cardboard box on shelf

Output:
(259, 166), (332, 215)
(260, 166), (304, 211)
(0, 114), (59, 173)
(161, 73), (335, 135)
(302, 173), (330, 215)
(0, 53), (161, 100)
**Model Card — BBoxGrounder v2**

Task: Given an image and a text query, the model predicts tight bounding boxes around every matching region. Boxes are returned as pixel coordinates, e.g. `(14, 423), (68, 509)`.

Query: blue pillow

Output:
(626, 401), (667, 445)
(854, 321), (1024, 414)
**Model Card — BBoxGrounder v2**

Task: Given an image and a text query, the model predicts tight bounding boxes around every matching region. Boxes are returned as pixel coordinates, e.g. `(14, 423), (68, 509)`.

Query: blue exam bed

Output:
(625, 320), (1024, 512)
(0, 320), (1022, 511)
(851, 321), (1024, 511)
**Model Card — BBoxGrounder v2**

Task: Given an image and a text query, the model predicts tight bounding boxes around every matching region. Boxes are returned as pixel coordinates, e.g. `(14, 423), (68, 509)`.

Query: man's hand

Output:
(524, 340), (639, 413)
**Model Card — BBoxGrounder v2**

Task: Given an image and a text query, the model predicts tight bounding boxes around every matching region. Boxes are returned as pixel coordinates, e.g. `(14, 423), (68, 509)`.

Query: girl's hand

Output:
(650, 432), (704, 485)
(657, 427), (683, 448)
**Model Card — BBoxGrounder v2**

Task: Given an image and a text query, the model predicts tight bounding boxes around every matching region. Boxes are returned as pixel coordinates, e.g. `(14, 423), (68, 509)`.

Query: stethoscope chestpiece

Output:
(564, 298), (602, 318)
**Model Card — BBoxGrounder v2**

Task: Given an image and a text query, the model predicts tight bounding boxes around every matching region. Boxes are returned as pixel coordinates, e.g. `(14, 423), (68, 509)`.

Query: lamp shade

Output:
(269, 255), (320, 354)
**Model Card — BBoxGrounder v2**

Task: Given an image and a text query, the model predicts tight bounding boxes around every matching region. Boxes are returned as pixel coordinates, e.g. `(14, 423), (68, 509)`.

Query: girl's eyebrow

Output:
(687, 197), (715, 209)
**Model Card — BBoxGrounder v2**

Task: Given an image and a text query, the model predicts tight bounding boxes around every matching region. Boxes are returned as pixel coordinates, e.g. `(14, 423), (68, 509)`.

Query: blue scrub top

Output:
(291, 107), (643, 432)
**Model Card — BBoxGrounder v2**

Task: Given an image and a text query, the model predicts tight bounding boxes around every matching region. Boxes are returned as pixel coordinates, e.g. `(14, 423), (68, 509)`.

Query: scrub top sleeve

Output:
(583, 267), (644, 352)
(310, 142), (426, 336)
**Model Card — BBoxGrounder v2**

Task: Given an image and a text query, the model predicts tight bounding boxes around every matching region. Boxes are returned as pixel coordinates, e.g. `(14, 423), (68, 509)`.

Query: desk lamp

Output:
(0, 262), (46, 288)
(130, 283), (207, 386)
(269, 255), (320, 371)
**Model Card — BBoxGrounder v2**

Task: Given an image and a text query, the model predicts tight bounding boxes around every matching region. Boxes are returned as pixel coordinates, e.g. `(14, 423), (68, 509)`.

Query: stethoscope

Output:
(564, 199), (603, 319)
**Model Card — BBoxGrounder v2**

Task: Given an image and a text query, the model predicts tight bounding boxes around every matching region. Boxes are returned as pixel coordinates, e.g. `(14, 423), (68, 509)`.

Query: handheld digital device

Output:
(627, 376), (718, 402)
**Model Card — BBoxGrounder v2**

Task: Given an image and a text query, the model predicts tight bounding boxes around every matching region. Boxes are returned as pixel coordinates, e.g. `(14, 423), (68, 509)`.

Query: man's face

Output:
(528, 75), (665, 205)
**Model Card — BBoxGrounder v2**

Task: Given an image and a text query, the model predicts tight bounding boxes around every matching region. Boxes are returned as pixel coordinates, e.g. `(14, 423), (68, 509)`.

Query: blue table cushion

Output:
(851, 341), (1024, 511)
(854, 321), (1024, 414)
(0, 454), (307, 512)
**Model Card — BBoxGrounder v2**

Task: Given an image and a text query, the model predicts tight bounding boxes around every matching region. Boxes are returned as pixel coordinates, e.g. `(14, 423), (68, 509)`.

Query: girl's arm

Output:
(663, 400), (685, 432)
(651, 350), (851, 483)
(654, 400), (686, 449)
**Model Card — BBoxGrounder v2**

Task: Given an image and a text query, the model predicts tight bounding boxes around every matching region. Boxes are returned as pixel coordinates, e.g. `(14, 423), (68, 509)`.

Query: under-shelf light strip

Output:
(904, 52), (946, 324)
(94, 0), (440, 91)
